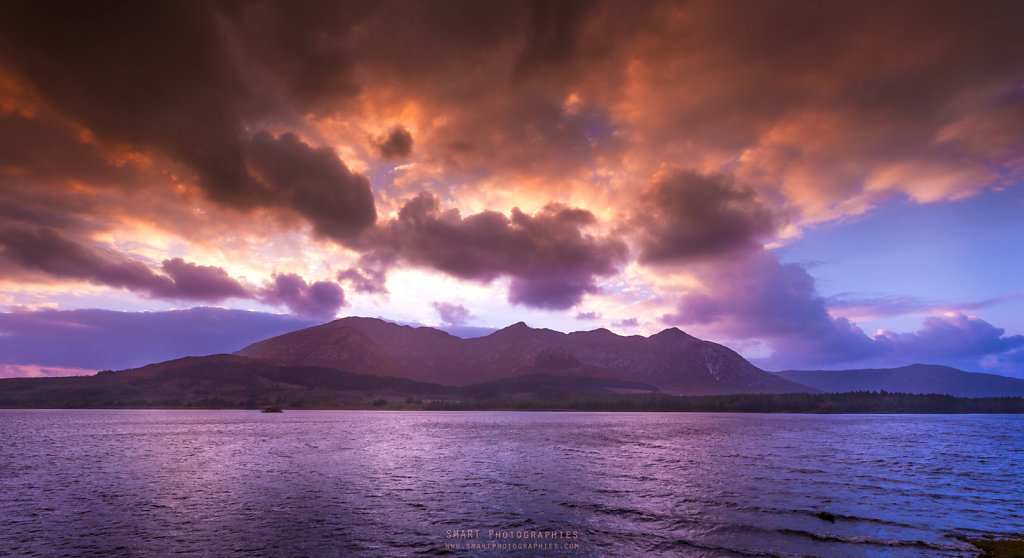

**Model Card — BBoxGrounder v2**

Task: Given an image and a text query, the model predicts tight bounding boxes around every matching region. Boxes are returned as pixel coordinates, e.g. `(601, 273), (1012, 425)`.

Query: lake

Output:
(0, 410), (1020, 557)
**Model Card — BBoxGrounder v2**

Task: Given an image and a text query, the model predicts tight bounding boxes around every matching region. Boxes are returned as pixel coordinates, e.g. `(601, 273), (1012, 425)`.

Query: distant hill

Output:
(0, 355), (661, 409)
(238, 317), (812, 395)
(773, 364), (1024, 397)
(3, 354), (1021, 413)
(0, 354), (458, 409)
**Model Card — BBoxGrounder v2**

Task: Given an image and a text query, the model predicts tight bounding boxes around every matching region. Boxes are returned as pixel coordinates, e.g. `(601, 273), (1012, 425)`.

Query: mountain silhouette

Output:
(238, 317), (811, 395)
(774, 364), (1024, 397)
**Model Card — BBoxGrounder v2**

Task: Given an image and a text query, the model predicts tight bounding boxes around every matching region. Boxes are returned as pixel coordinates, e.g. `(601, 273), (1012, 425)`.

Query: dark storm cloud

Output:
(4, 0), (1024, 229)
(260, 273), (346, 319)
(0, 1), (255, 203)
(0, 110), (160, 237)
(0, 112), (141, 188)
(376, 127), (414, 160)
(1, 0), (1022, 378)
(245, 132), (376, 241)
(513, 0), (595, 81)
(0, 227), (249, 302)
(635, 170), (779, 264)
(230, 0), (368, 114)
(432, 302), (473, 326)
(0, 307), (316, 373)
(0, 1), (376, 243)
(366, 193), (628, 309)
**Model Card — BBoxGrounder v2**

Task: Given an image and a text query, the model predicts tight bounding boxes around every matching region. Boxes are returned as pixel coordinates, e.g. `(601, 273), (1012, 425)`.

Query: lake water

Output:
(0, 411), (1020, 557)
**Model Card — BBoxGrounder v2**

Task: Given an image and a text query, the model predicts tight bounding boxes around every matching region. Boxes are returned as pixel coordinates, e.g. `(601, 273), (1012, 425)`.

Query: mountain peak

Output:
(237, 316), (812, 394)
(653, 326), (693, 338)
(492, 321), (533, 335)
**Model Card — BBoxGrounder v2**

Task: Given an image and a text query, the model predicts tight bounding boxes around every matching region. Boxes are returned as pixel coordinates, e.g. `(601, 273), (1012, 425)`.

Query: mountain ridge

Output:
(0, 354), (661, 409)
(773, 364), (1024, 397)
(237, 316), (812, 395)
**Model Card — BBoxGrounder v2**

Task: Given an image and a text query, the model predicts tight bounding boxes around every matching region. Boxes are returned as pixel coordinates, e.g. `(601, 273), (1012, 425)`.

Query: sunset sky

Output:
(1, 0), (1023, 378)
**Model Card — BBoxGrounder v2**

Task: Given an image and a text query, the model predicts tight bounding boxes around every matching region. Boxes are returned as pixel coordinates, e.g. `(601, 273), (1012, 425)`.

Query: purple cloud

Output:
(0, 307), (316, 375)
(364, 192), (627, 309)
(0, 227), (248, 302)
(337, 265), (388, 294)
(828, 292), (1024, 321)
(661, 252), (858, 365)
(664, 251), (1024, 374)
(432, 301), (473, 326)
(157, 257), (250, 300)
(260, 273), (347, 319)
(635, 170), (779, 264)
(874, 313), (1024, 364)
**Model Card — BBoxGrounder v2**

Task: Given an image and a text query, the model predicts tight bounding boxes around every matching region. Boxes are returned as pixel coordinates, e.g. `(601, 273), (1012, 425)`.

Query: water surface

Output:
(1, 410), (1020, 557)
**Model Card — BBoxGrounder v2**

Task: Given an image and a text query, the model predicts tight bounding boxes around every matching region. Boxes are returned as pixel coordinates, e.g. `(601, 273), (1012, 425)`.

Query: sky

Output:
(1, 0), (1023, 378)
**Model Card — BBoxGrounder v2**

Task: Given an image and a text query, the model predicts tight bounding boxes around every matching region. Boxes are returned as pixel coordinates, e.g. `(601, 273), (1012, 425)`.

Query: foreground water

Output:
(0, 411), (1020, 557)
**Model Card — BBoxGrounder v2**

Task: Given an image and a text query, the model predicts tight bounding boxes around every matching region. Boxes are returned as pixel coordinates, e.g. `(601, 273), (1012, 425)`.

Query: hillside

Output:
(0, 355), (665, 409)
(774, 364), (1024, 397)
(238, 317), (813, 395)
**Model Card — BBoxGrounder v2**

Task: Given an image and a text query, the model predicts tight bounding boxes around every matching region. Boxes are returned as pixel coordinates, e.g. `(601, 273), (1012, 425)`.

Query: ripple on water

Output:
(0, 410), (1020, 557)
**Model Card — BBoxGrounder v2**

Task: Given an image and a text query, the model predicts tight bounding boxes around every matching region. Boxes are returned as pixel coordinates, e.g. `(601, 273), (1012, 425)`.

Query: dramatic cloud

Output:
(432, 302), (473, 326)
(0, 307), (316, 374)
(0, 1), (1021, 375)
(0, 2), (254, 204)
(575, 311), (600, 321)
(376, 127), (414, 160)
(634, 170), (779, 264)
(875, 313), (1024, 365)
(0, 227), (248, 302)
(0, 2), (376, 244)
(365, 193), (628, 309)
(4, 0), (1022, 220)
(664, 251), (879, 367)
(244, 131), (376, 242)
(664, 251), (1024, 372)
(158, 258), (250, 301)
(615, 1), (1024, 220)
(0, 112), (143, 190)
(260, 273), (346, 320)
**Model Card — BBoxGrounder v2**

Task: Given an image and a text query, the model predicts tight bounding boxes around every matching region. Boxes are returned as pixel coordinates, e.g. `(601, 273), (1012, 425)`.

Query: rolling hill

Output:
(774, 364), (1024, 397)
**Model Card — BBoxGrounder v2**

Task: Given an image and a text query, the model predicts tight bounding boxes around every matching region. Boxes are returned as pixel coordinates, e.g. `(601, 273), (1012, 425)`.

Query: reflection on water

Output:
(1, 410), (1021, 557)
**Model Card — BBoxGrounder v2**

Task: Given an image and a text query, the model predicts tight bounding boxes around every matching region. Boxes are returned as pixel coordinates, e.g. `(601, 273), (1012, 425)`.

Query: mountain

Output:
(0, 354), (661, 408)
(238, 317), (812, 395)
(774, 364), (1024, 397)
(460, 373), (660, 396)
(0, 354), (459, 409)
